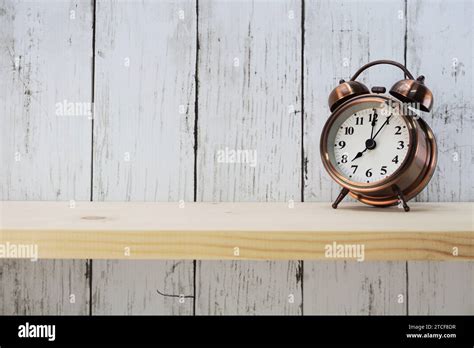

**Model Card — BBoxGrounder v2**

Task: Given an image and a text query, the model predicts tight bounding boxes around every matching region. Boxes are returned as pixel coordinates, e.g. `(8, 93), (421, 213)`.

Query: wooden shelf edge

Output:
(1, 230), (472, 261)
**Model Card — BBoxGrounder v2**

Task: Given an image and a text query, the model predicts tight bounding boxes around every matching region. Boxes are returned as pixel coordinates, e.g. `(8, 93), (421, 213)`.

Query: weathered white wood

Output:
(405, 0), (473, 315)
(93, 0), (196, 201)
(408, 262), (474, 314)
(197, 261), (302, 315)
(92, 0), (196, 315)
(407, 0), (473, 202)
(196, 0), (302, 314)
(93, 260), (193, 315)
(0, 260), (89, 315)
(303, 0), (407, 315)
(304, 261), (407, 315)
(0, 0), (92, 314)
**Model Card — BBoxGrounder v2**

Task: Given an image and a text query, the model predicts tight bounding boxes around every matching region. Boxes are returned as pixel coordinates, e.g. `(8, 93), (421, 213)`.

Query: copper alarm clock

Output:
(320, 60), (437, 212)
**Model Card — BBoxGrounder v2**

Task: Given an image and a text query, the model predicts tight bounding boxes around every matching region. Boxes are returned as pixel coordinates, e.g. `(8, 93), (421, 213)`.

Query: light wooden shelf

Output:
(0, 202), (472, 260)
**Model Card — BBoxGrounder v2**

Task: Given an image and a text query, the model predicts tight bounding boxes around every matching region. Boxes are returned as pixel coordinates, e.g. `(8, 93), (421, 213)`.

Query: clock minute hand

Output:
(372, 115), (391, 140)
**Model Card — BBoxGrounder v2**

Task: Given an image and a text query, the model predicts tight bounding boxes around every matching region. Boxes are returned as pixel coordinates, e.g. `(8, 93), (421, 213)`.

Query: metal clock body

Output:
(320, 60), (437, 211)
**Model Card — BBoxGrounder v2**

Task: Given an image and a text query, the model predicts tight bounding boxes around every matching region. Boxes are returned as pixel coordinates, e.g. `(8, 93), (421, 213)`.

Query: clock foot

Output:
(394, 186), (410, 212)
(332, 188), (350, 209)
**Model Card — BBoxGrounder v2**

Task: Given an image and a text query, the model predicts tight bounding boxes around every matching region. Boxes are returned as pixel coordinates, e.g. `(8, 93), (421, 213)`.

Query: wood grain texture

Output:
(197, 0), (301, 202)
(2, 202), (472, 260)
(93, 0), (196, 202)
(408, 261), (474, 314)
(196, 261), (302, 315)
(303, 0), (407, 315)
(196, 0), (302, 314)
(91, 0), (196, 315)
(304, 261), (407, 315)
(0, 0), (92, 314)
(407, 0), (473, 202)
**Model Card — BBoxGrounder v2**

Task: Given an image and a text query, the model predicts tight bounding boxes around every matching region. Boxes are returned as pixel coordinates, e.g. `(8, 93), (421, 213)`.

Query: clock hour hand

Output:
(351, 136), (377, 162)
(370, 110), (378, 139)
(351, 148), (367, 162)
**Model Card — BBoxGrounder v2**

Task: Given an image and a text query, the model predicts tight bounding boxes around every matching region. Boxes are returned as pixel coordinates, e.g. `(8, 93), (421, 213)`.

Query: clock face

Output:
(327, 101), (411, 184)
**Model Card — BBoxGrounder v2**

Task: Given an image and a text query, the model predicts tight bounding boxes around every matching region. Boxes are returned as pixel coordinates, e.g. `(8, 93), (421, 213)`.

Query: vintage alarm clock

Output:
(320, 59), (437, 212)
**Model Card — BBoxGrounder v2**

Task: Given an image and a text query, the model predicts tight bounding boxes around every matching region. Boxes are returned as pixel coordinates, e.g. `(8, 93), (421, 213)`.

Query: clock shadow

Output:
(335, 205), (431, 213)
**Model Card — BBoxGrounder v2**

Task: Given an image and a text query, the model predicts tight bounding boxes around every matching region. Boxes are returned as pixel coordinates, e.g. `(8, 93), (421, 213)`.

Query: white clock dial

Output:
(329, 105), (410, 184)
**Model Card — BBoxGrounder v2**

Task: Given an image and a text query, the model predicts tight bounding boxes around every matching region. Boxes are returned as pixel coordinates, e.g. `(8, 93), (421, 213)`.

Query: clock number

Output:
(341, 154), (348, 163)
(380, 166), (387, 175)
(394, 126), (402, 135)
(385, 116), (390, 125)
(344, 126), (354, 135)
(338, 140), (346, 149)
(365, 169), (373, 178)
(355, 117), (364, 125)
(397, 141), (405, 149)
(392, 155), (399, 164)
(351, 165), (358, 174)
(369, 112), (378, 122)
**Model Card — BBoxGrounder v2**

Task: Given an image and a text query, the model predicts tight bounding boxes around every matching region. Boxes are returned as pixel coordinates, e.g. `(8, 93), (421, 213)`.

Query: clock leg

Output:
(332, 188), (349, 209)
(394, 186), (410, 212)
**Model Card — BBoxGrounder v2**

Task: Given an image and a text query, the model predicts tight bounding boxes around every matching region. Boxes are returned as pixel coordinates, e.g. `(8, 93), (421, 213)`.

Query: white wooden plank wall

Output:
(0, 0), (92, 314)
(1, 0), (472, 315)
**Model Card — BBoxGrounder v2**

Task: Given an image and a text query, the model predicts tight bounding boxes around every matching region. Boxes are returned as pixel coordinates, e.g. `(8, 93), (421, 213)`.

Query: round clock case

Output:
(320, 60), (437, 212)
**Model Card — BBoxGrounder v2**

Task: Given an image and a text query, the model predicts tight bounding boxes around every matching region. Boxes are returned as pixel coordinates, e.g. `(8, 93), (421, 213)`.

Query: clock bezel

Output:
(320, 94), (419, 194)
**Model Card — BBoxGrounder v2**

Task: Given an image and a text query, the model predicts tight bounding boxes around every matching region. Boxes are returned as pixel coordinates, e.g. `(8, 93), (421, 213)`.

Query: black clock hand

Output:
(370, 110), (378, 139)
(352, 111), (379, 162)
(351, 148), (367, 162)
(372, 115), (392, 140)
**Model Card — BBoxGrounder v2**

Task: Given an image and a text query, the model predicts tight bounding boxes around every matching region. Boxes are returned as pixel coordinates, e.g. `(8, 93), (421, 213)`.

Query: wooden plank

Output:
(407, 0), (473, 202)
(93, 0), (196, 202)
(2, 202), (472, 260)
(303, 0), (408, 315)
(408, 261), (474, 314)
(196, 0), (301, 202)
(0, 259), (88, 315)
(93, 260), (193, 315)
(304, 261), (407, 314)
(406, 0), (473, 316)
(196, 0), (302, 314)
(91, 0), (196, 315)
(197, 261), (302, 315)
(0, 0), (92, 314)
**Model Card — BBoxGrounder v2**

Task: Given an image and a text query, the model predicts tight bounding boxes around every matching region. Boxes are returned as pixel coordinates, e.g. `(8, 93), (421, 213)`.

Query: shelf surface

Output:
(0, 201), (472, 260)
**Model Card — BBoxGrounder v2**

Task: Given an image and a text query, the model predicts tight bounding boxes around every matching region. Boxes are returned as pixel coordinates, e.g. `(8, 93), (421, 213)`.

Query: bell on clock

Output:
(320, 60), (437, 212)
